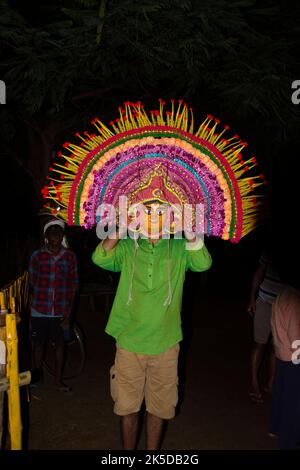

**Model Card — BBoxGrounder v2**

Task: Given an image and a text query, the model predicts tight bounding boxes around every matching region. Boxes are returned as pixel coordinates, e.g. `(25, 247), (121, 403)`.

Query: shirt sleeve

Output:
(69, 251), (79, 289)
(185, 240), (212, 272)
(92, 240), (124, 272)
(28, 251), (38, 287)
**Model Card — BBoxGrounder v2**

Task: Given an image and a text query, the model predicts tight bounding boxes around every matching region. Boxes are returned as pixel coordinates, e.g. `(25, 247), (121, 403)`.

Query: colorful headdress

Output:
(42, 99), (266, 242)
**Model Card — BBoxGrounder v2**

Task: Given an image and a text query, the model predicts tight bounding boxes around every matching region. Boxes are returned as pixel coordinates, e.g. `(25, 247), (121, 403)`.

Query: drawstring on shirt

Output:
(126, 237), (139, 305)
(163, 238), (172, 306)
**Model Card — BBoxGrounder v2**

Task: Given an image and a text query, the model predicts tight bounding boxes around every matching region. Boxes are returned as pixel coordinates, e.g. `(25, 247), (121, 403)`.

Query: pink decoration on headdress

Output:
(130, 175), (182, 206)
(68, 125), (240, 227)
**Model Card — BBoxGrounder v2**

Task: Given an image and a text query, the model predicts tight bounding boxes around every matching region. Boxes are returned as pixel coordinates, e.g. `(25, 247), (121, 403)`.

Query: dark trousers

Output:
(270, 359), (300, 449)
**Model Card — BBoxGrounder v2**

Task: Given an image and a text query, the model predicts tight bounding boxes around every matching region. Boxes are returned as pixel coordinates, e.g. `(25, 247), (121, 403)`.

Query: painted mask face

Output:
(140, 203), (168, 238)
(128, 201), (183, 238)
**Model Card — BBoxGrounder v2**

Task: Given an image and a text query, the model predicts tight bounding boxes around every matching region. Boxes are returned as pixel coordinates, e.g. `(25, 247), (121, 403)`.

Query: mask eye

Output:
(145, 207), (152, 216)
(157, 205), (168, 216)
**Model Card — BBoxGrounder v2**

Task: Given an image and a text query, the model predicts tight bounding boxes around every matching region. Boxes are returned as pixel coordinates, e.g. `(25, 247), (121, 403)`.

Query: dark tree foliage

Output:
(1, 1), (299, 149)
(0, 0), (299, 282)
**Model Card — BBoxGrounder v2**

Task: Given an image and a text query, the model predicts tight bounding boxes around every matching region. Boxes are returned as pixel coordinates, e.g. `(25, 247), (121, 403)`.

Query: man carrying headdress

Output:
(92, 171), (212, 450)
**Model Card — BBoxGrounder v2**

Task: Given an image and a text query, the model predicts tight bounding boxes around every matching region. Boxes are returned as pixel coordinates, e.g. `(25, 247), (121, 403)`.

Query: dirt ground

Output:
(23, 269), (278, 452)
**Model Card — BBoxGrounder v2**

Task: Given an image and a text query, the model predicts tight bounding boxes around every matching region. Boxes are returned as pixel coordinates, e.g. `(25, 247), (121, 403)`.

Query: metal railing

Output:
(0, 273), (31, 450)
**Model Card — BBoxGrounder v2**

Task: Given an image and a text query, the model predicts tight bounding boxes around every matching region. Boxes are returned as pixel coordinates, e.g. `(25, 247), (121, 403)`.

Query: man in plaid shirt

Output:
(29, 219), (78, 392)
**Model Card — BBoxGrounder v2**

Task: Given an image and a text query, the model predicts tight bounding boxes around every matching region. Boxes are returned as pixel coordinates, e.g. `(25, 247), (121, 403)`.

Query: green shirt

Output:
(92, 237), (212, 354)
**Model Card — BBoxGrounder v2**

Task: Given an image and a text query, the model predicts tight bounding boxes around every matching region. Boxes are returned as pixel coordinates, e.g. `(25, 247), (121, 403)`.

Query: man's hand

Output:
(185, 230), (197, 243)
(60, 315), (70, 329)
(102, 222), (128, 252)
(117, 220), (128, 239)
(185, 231), (204, 250)
(247, 299), (256, 317)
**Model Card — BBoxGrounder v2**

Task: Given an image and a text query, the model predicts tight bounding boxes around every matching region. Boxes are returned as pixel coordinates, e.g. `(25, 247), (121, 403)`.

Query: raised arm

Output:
(92, 227), (126, 272)
(185, 234), (212, 272)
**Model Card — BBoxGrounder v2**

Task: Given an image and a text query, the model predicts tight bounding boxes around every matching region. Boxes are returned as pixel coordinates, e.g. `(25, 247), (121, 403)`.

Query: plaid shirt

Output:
(29, 248), (78, 317)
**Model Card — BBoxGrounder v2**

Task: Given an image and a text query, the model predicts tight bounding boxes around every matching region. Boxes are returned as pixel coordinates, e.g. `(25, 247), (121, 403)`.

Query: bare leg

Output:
(32, 342), (44, 371)
(146, 412), (164, 450)
(55, 341), (65, 386)
(31, 342), (45, 384)
(249, 342), (266, 401)
(121, 413), (139, 450)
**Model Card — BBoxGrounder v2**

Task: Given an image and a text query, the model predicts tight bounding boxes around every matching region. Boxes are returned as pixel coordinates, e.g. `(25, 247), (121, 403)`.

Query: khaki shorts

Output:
(110, 343), (180, 420)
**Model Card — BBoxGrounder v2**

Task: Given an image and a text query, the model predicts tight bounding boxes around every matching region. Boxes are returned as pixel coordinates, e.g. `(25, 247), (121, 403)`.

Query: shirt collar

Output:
(138, 237), (168, 249)
(43, 246), (66, 258)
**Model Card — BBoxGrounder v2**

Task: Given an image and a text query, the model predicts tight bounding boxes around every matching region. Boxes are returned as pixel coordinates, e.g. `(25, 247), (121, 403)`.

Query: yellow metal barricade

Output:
(6, 313), (22, 449)
(0, 273), (31, 450)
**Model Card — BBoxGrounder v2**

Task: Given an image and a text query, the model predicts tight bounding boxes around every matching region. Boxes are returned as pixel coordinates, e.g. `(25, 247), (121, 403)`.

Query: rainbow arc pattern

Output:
(42, 100), (266, 242)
